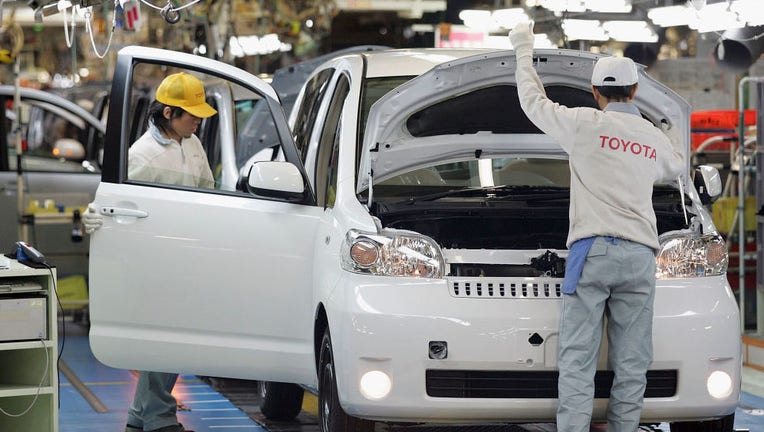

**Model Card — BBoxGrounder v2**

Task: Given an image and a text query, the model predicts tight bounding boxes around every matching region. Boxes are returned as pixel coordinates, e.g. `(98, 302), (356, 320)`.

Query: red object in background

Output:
(691, 109), (757, 151)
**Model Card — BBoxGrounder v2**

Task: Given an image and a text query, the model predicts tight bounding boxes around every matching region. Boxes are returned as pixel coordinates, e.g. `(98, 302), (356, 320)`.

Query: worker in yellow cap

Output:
(127, 72), (217, 188)
(83, 72), (217, 432)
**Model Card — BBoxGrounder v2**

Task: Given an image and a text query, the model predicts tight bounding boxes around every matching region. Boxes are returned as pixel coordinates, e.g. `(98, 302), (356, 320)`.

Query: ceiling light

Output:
(603, 21), (658, 43)
(562, 19), (608, 41)
(689, 2), (745, 33)
(730, 0), (764, 26)
(492, 8), (530, 29)
(459, 9), (497, 31)
(649, 1), (751, 31)
(647, 5), (693, 27)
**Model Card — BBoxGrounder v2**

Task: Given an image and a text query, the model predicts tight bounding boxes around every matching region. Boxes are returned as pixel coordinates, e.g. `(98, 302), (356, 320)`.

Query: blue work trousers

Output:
(556, 236), (656, 432)
(127, 371), (180, 431)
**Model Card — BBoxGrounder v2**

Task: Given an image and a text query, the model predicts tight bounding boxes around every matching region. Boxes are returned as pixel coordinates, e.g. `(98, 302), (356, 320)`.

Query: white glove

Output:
(509, 21), (535, 58)
(82, 202), (103, 234)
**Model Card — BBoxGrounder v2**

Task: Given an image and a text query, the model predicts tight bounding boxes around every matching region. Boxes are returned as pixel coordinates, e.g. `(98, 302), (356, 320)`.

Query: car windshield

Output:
(379, 158), (568, 191)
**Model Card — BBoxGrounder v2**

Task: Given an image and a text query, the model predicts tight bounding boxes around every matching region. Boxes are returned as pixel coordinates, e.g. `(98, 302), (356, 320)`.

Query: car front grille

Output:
(426, 369), (677, 398)
(448, 278), (562, 299)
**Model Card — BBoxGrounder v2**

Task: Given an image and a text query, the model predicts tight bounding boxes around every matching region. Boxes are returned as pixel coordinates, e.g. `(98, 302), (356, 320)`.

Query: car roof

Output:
(361, 48), (500, 78)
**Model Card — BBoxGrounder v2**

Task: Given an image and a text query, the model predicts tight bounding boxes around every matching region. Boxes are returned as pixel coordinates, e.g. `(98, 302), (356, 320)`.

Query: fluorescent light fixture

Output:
(603, 21), (658, 43)
(731, 0), (764, 26)
(459, 9), (497, 31)
(229, 34), (292, 57)
(647, 5), (693, 27)
(730, 0), (764, 25)
(649, 0), (753, 31)
(562, 19), (608, 41)
(492, 8), (530, 29)
(460, 8), (529, 30)
(689, 2), (745, 32)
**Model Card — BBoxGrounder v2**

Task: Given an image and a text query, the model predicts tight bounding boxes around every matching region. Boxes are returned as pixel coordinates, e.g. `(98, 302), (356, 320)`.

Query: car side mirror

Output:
(693, 165), (722, 205)
(246, 161), (305, 201)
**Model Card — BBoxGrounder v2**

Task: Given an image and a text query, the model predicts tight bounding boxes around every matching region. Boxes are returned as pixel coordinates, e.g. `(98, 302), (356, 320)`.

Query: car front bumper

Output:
(326, 273), (740, 423)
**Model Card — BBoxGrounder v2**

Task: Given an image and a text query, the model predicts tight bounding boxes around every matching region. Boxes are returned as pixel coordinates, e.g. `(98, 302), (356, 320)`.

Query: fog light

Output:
(359, 370), (391, 400)
(707, 370), (733, 399)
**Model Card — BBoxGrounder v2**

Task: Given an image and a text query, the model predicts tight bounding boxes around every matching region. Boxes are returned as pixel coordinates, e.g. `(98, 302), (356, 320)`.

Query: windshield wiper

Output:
(408, 186), (568, 203)
(406, 187), (490, 203)
(494, 192), (570, 202)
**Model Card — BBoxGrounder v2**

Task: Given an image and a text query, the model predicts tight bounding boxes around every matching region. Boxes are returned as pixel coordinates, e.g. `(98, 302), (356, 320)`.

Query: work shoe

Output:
(147, 424), (194, 432)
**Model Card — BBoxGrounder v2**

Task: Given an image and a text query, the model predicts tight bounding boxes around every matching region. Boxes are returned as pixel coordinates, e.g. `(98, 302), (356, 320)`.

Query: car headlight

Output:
(341, 229), (444, 278)
(656, 233), (728, 279)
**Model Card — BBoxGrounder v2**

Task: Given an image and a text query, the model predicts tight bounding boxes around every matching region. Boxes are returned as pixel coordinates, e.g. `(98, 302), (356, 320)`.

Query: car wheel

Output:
(669, 413), (735, 432)
(258, 381), (304, 420)
(318, 328), (375, 432)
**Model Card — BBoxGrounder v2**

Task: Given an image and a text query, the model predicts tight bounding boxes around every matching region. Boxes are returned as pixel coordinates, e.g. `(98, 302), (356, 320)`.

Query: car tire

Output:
(669, 413), (735, 432)
(319, 328), (375, 432)
(258, 381), (304, 420)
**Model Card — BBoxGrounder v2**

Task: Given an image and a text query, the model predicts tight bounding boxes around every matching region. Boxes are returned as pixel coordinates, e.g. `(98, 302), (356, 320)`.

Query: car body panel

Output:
(89, 47), (320, 384)
(359, 49), (691, 190)
(325, 274), (738, 422)
(88, 182), (321, 383)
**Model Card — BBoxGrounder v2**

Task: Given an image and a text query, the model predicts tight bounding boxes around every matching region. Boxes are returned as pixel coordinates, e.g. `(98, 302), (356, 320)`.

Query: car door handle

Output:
(99, 206), (149, 218)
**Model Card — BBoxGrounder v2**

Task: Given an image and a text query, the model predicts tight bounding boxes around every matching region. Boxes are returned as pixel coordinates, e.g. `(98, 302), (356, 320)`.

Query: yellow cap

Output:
(155, 72), (217, 118)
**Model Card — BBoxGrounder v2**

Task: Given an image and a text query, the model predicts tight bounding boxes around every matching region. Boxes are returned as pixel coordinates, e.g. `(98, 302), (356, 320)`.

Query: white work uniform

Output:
(128, 124), (215, 189)
(514, 49), (685, 431)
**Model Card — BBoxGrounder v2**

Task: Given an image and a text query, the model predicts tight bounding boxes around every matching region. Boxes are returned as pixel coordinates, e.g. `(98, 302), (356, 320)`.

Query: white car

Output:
(89, 46), (740, 432)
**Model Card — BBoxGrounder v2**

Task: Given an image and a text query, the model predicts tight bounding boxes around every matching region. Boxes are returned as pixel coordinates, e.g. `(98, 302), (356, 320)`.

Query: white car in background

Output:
(88, 46), (740, 432)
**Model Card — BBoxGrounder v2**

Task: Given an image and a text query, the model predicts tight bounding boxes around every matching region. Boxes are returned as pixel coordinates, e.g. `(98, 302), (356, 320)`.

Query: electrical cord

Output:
(138, 0), (202, 13)
(83, 1), (117, 59)
(42, 264), (64, 371)
(0, 338), (50, 417)
(62, 3), (77, 49)
(43, 263), (64, 410)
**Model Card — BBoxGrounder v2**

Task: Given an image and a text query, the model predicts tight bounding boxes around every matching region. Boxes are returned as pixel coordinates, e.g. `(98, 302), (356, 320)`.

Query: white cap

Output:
(591, 56), (638, 86)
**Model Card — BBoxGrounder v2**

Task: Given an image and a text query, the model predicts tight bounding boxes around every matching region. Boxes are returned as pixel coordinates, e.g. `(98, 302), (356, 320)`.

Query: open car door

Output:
(89, 47), (320, 385)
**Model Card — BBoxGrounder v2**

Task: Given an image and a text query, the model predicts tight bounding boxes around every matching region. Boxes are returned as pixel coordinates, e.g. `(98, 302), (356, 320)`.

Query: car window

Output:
(235, 98), (280, 168)
(315, 74), (350, 208)
(292, 68), (334, 161)
(125, 62), (284, 195)
(2, 97), (103, 173)
(357, 76), (413, 172)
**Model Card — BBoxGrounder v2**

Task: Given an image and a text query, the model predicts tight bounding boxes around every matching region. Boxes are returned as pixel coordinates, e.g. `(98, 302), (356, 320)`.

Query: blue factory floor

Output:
(57, 320), (764, 432)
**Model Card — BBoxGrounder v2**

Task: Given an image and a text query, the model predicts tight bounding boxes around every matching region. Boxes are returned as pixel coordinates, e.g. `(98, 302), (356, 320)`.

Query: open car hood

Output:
(358, 49), (691, 193)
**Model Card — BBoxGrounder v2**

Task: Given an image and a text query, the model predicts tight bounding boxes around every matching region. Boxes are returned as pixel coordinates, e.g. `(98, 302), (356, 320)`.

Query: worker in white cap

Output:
(84, 72), (217, 432)
(509, 22), (685, 431)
